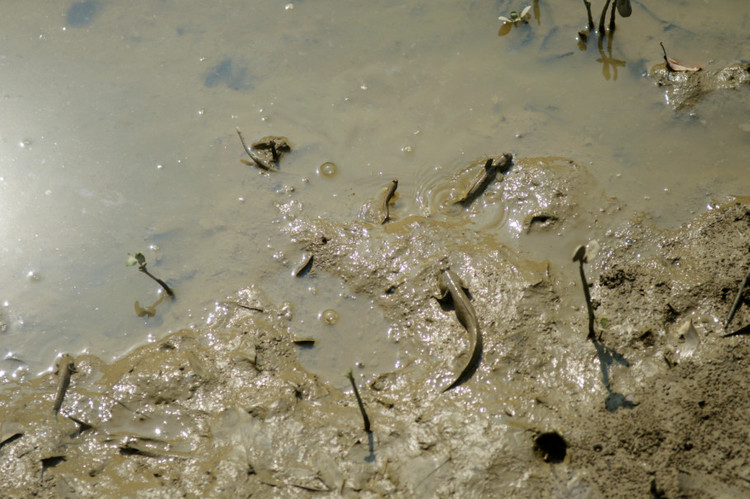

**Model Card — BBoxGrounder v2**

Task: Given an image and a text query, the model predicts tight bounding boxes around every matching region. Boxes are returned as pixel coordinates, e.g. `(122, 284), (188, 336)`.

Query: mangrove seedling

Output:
(346, 369), (371, 433)
(572, 242), (600, 340)
(127, 252), (174, 297)
(498, 5), (531, 26)
(580, 0), (631, 39)
(599, 0), (631, 33)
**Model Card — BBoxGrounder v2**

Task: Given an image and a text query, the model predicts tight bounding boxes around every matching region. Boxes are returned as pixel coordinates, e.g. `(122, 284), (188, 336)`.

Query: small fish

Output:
(453, 153), (513, 205)
(359, 179), (399, 224)
(436, 269), (482, 391)
(53, 354), (77, 415)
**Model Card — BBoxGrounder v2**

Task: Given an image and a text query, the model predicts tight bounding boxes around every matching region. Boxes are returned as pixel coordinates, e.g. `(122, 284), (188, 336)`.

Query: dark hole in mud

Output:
(0, 432), (22, 450)
(664, 303), (678, 324)
(41, 456), (66, 469)
(384, 285), (396, 295)
(321, 236), (328, 244)
(650, 479), (667, 499)
(593, 444), (603, 452)
(534, 432), (567, 463)
(526, 214), (559, 231)
(638, 330), (655, 347)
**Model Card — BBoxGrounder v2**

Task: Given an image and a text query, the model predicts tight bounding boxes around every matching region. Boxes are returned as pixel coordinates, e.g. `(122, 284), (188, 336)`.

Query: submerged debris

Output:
(251, 135), (292, 164)
(236, 128), (291, 171)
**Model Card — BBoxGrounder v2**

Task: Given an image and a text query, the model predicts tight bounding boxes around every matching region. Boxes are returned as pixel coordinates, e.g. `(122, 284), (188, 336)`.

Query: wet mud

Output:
(650, 61), (750, 110)
(1, 156), (749, 497)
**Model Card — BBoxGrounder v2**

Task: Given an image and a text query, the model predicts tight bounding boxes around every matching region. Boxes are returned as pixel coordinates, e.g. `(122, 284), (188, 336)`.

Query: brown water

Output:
(0, 0), (748, 383)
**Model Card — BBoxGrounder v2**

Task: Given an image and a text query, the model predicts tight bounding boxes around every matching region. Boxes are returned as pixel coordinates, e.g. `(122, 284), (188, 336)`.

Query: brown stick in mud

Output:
(573, 245), (597, 340)
(346, 370), (371, 433)
(725, 268), (750, 328)
(236, 127), (276, 171)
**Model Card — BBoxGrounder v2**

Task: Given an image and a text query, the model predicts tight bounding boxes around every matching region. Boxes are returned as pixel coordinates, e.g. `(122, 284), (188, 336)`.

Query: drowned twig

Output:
(725, 268), (750, 328)
(573, 243), (599, 340)
(346, 370), (371, 433)
(127, 253), (174, 297)
(236, 128), (292, 171)
(236, 127), (275, 171)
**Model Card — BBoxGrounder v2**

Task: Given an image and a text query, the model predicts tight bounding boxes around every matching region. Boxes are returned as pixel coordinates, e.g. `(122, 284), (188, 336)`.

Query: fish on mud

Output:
(453, 153), (513, 205)
(53, 354), (77, 416)
(435, 269), (482, 391)
(359, 179), (398, 224)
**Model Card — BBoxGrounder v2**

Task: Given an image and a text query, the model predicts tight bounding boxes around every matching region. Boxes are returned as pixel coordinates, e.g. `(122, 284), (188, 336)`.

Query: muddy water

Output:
(0, 0), (747, 384)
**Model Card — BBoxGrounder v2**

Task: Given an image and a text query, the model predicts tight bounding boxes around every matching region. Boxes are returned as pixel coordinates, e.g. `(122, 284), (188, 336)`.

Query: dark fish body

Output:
(439, 269), (482, 391)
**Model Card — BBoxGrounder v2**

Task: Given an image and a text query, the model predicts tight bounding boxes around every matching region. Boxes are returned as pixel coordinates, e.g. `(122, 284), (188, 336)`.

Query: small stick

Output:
(726, 268), (750, 328)
(573, 246), (597, 340)
(138, 266), (175, 297)
(598, 0), (611, 33)
(582, 0), (594, 31)
(608, 0), (617, 31)
(236, 128), (275, 171)
(346, 370), (371, 433)
(128, 253), (175, 297)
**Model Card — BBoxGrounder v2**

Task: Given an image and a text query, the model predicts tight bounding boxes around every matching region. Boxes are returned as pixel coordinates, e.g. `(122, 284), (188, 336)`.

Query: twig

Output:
(138, 265), (174, 297)
(608, 0), (618, 31)
(236, 128), (275, 171)
(598, 0), (611, 33)
(726, 268), (750, 328)
(573, 245), (597, 340)
(346, 370), (371, 433)
(582, 0), (594, 31)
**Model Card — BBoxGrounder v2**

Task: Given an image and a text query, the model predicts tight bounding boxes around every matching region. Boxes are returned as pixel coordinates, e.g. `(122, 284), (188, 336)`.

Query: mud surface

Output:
(650, 62), (750, 110)
(1, 154), (748, 498)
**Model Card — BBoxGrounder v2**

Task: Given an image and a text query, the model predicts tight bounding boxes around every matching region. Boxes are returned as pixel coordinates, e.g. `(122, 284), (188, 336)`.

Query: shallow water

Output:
(0, 0), (748, 382)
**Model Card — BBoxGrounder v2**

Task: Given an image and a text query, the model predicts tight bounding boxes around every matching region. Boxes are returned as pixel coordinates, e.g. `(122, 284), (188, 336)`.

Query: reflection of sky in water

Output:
(67, 1), (100, 28)
(0, 0), (746, 381)
(204, 59), (254, 90)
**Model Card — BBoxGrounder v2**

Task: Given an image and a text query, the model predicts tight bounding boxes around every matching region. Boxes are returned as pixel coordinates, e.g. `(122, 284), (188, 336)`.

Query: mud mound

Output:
(1, 156), (748, 497)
